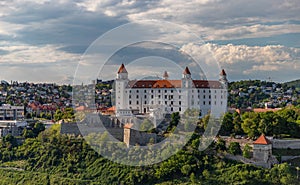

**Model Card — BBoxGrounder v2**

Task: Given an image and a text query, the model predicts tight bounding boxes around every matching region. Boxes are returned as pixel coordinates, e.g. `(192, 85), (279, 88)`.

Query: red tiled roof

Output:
(253, 134), (271, 145)
(124, 123), (133, 129)
(193, 80), (223, 89)
(220, 69), (227, 76)
(117, 64), (127, 73)
(183, 67), (191, 75)
(128, 80), (223, 89)
(253, 108), (281, 113)
(107, 106), (116, 112)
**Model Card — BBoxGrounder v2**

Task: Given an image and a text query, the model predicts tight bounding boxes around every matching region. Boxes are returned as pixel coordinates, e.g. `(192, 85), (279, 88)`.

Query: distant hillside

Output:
(284, 79), (300, 88)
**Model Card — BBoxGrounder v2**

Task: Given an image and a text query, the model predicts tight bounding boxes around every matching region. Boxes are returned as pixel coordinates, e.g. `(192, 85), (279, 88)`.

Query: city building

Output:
(115, 64), (228, 118)
(0, 104), (24, 120)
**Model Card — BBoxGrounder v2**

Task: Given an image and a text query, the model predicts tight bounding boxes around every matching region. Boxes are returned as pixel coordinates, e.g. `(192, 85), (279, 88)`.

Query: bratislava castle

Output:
(115, 64), (228, 118)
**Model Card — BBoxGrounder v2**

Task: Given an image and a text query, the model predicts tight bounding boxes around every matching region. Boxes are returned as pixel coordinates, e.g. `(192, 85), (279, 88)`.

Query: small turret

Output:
(182, 67), (191, 79)
(163, 71), (169, 80)
(219, 69), (228, 88)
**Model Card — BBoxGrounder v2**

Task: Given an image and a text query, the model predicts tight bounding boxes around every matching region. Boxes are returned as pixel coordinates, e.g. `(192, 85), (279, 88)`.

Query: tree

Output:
(242, 118), (259, 139)
(220, 112), (233, 135)
(242, 144), (251, 158)
(33, 122), (45, 136)
(22, 128), (35, 138)
(140, 119), (154, 132)
(215, 138), (226, 152)
(228, 142), (241, 155)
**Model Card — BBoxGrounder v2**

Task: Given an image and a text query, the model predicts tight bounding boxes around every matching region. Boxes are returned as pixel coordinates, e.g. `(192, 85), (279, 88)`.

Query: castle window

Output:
(129, 101), (131, 105)
(203, 95), (205, 99)
(129, 90), (131, 93)
(179, 101), (181, 105)
(203, 90), (206, 93)
(214, 101), (216, 105)
(179, 107), (181, 111)
(171, 107), (173, 111)
(144, 95), (147, 98)
(136, 95), (139, 98)
(209, 101), (211, 105)
(137, 101), (139, 104)
(221, 95), (223, 99)
(151, 95), (154, 98)
(159, 95), (161, 98)
(192, 90), (194, 93)
(179, 95), (181, 99)
(137, 90), (139, 93)
(151, 90), (153, 93)
(144, 90), (146, 93)
(158, 90), (161, 93)
(171, 90), (173, 93)
(215, 95), (217, 99)
(215, 90), (217, 93)
(203, 101), (205, 105)
(129, 95), (131, 99)
(144, 101), (147, 104)
(198, 90), (200, 93)
(209, 95), (211, 99)
(171, 101), (173, 105)
(179, 90), (181, 93)
(221, 101), (223, 105)
(165, 90), (167, 93)
(165, 95), (167, 99)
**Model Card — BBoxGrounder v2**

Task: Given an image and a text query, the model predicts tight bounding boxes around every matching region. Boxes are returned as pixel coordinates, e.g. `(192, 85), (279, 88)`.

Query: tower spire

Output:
(118, 63), (127, 74)
(163, 71), (169, 80)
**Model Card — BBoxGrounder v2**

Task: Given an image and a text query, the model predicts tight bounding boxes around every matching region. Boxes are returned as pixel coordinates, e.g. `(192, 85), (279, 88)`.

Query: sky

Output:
(0, 0), (299, 84)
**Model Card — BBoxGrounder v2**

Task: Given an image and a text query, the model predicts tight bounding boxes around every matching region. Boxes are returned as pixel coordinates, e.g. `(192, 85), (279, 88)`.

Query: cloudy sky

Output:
(0, 0), (299, 83)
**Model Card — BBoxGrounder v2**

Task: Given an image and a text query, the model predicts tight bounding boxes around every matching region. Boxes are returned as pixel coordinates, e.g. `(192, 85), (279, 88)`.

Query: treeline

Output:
(219, 106), (300, 138)
(0, 123), (298, 184)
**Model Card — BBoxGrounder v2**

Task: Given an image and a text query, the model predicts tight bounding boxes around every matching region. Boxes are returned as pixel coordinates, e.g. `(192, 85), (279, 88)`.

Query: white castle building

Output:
(115, 64), (228, 118)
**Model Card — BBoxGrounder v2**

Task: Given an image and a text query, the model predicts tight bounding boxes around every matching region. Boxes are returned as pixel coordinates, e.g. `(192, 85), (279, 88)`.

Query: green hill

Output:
(284, 79), (300, 88)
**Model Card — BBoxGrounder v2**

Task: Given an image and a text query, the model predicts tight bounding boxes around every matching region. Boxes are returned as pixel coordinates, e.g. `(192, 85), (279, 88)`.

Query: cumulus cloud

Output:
(0, 42), (81, 64)
(181, 43), (300, 82)
(0, 0), (299, 82)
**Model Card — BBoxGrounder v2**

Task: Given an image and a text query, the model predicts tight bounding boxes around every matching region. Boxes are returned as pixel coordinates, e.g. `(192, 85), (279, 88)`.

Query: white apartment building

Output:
(0, 104), (24, 120)
(115, 64), (228, 118)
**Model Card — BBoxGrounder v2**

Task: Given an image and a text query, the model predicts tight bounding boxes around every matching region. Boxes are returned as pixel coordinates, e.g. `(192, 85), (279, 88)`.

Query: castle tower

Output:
(253, 134), (272, 164)
(219, 69), (228, 88)
(182, 67), (192, 88)
(117, 63), (128, 80)
(181, 66), (193, 110)
(116, 64), (129, 115)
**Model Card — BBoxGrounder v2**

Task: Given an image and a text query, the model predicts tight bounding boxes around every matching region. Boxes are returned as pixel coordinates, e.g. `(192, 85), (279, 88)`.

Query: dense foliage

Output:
(219, 106), (300, 139)
(0, 123), (298, 184)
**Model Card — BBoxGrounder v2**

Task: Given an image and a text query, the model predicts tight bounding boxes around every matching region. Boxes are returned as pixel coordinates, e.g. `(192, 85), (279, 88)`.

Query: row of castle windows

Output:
(127, 89), (223, 94)
(128, 94), (224, 99)
(128, 100), (223, 106)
